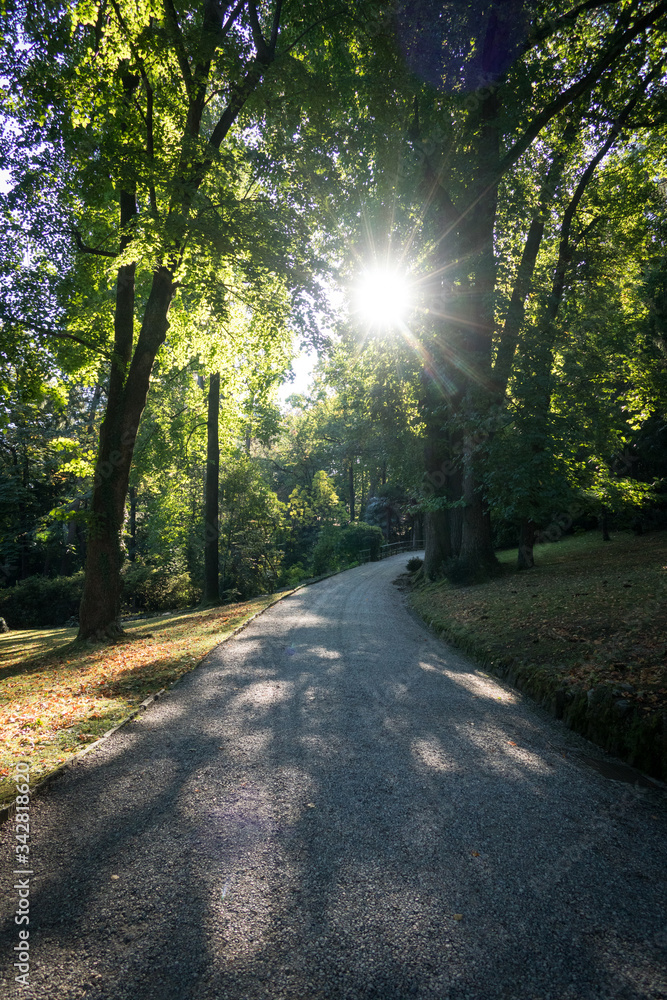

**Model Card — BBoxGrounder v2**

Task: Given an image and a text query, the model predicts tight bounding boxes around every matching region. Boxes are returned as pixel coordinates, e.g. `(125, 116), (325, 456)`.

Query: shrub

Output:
(311, 522), (384, 576)
(217, 459), (285, 598)
(338, 522), (384, 563)
(406, 556), (423, 572)
(121, 563), (199, 613)
(311, 526), (340, 576)
(0, 572), (84, 628)
(281, 562), (306, 588)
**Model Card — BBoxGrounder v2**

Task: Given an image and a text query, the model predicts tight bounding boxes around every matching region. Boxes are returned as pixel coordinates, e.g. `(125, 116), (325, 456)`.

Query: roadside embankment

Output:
(409, 531), (667, 780)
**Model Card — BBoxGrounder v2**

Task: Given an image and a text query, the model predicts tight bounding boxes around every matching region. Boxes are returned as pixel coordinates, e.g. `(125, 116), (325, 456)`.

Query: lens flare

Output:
(353, 268), (412, 331)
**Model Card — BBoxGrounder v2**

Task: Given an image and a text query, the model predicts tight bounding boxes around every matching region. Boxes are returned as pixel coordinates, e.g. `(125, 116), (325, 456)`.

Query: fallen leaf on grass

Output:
(453, 914), (463, 921)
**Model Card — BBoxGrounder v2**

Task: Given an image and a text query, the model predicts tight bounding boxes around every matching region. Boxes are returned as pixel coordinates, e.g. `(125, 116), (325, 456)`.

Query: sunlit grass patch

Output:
(0, 595), (280, 807)
(0, 625), (78, 668)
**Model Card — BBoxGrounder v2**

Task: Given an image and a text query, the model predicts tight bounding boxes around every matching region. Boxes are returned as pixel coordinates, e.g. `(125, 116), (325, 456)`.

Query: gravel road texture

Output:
(1, 553), (666, 1000)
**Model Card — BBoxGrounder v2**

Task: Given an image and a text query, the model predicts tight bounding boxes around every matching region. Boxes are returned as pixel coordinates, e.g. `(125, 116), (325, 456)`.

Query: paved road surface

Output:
(1, 554), (666, 999)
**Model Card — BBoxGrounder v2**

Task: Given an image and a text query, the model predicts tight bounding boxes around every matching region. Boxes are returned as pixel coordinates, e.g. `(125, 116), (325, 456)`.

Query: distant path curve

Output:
(1, 553), (666, 999)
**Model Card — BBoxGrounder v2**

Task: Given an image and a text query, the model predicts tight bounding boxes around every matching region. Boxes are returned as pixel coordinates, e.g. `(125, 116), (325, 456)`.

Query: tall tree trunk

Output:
(508, 110), (633, 574)
(518, 518), (537, 569)
(423, 509), (451, 579)
(203, 373), (220, 605)
(128, 486), (137, 562)
(456, 444), (498, 581)
(600, 511), (611, 542)
(421, 355), (455, 575)
(78, 267), (175, 640)
(453, 81), (501, 582)
(349, 461), (355, 521)
(492, 134), (573, 395)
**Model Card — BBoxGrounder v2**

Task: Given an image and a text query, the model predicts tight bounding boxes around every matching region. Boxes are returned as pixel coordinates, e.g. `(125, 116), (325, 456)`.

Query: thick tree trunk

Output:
(454, 453), (499, 582)
(423, 509), (451, 579)
(454, 309), (499, 580)
(421, 355), (457, 576)
(451, 56), (500, 581)
(78, 267), (174, 640)
(203, 373), (220, 605)
(449, 464), (463, 559)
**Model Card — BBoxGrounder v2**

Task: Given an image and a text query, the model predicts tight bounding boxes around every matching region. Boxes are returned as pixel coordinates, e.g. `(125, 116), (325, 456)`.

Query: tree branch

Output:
(547, 77), (655, 322)
(110, 0), (160, 217)
(279, 6), (347, 57)
(523, 0), (626, 53)
(492, 128), (575, 392)
(2, 309), (112, 357)
(499, 0), (667, 177)
(247, 0), (270, 61)
(269, 0), (283, 51)
(220, 0), (247, 41)
(72, 229), (118, 258)
(49, 331), (112, 357)
(162, 0), (194, 97)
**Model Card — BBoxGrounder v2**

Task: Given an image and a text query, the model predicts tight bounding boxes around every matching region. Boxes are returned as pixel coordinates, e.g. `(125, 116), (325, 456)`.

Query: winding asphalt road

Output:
(1, 554), (666, 1000)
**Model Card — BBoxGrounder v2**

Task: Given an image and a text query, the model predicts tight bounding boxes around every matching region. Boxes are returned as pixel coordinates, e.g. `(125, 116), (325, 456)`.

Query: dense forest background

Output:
(0, 0), (666, 632)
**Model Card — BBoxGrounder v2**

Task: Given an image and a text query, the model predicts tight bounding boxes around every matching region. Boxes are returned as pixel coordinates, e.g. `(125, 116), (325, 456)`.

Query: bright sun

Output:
(353, 268), (412, 330)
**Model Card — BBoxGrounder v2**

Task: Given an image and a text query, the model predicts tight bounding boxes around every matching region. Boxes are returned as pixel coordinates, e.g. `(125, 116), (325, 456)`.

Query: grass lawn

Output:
(0, 594), (283, 808)
(410, 530), (667, 766)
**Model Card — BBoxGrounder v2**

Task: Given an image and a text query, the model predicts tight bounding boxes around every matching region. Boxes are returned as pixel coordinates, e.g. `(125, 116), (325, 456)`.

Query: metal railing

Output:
(379, 541), (417, 560)
(357, 541), (421, 563)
